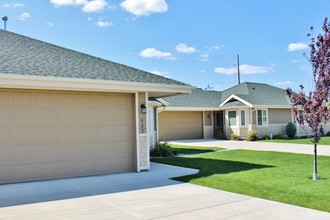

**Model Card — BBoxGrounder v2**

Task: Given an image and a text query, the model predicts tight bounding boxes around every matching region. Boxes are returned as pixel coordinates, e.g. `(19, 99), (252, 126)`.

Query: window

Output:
(241, 110), (246, 126)
(257, 109), (268, 126)
(228, 111), (237, 126)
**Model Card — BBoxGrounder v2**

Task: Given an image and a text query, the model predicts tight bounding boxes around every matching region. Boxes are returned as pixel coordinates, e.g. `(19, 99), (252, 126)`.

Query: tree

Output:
(286, 17), (330, 180)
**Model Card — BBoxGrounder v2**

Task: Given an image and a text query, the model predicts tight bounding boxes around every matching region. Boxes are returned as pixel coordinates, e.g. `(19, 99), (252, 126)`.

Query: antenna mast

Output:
(237, 54), (241, 85)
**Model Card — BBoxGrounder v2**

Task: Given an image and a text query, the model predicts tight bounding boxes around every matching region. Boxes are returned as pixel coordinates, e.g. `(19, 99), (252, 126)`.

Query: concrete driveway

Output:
(171, 139), (330, 156)
(0, 163), (329, 219)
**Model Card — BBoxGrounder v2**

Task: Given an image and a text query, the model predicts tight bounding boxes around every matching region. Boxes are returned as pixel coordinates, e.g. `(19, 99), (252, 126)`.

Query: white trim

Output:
(155, 98), (169, 106)
(253, 105), (290, 109)
(220, 94), (253, 107)
(148, 100), (162, 107)
(249, 108), (253, 131)
(156, 107), (160, 142)
(145, 92), (150, 170)
(0, 74), (194, 95)
(240, 109), (247, 127)
(163, 107), (220, 111)
(135, 92), (140, 172)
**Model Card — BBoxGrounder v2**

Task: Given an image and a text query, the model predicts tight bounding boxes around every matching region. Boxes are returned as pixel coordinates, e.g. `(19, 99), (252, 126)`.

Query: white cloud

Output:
(288, 42), (309, 52)
(214, 64), (275, 75)
(18, 12), (30, 21)
(149, 70), (169, 77)
(95, 20), (113, 27)
(45, 21), (54, 27)
(140, 48), (175, 60)
(291, 59), (299, 63)
(274, 81), (293, 86)
(120, 0), (168, 17)
(3, 3), (25, 8)
(206, 45), (222, 51)
(50, 0), (87, 7)
(200, 53), (209, 61)
(175, 43), (196, 53)
(51, 0), (107, 13)
(82, 0), (108, 13)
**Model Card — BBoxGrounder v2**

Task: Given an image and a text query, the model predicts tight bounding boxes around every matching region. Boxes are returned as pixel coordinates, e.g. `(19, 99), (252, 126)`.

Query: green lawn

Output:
(151, 146), (330, 212)
(171, 144), (224, 155)
(261, 136), (330, 145)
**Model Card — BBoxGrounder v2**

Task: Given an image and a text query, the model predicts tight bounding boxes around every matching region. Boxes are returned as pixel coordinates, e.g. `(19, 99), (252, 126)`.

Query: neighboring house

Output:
(157, 82), (321, 140)
(0, 30), (194, 184)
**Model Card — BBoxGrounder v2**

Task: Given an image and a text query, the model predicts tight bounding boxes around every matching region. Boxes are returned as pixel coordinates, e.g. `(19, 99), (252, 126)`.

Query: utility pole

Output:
(237, 54), (241, 85)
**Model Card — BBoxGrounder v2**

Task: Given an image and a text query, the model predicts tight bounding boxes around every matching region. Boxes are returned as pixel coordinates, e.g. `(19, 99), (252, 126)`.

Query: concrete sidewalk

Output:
(171, 139), (330, 156)
(0, 163), (329, 219)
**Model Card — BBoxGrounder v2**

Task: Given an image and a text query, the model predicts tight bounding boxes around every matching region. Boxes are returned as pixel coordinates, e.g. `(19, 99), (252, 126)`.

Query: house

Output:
(157, 82), (320, 140)
(0, 30), (194, 184)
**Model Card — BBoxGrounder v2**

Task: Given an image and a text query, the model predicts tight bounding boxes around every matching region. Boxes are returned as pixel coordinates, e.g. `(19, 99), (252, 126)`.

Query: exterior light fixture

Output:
(140, 104), (147, 114)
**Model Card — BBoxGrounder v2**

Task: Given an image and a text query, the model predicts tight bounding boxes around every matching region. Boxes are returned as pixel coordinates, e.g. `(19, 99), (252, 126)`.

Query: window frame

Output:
(228, 110), (237, 127)
(257, 109), (268, 127)
(240, 109), (246, 127)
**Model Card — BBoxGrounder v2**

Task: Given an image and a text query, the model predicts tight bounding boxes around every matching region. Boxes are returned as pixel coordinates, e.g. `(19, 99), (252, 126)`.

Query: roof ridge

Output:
(0, 30), (189, 86)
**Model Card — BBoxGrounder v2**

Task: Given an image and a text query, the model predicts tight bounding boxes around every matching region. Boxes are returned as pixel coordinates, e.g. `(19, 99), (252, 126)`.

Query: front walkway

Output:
(172, 139), (330, 156)
(0, 163), (329, 219)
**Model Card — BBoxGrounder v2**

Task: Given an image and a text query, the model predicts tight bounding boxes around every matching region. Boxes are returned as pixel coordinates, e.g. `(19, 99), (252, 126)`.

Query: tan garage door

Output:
(0, 89), (135, 184)
(159, 111), (203, 140)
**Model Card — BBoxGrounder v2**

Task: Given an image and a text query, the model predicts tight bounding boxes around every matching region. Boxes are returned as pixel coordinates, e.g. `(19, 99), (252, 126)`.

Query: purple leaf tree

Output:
(286, 18), (330, 180)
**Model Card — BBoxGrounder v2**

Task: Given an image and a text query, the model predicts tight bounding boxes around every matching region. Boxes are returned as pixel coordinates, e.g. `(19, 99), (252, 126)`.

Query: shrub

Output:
(262, 135), (270, 140)
(286, 122), (297, 139)
(326, 131), (330, 136)
(273, 134), (283, 139)
(230, 133), (240, 141)
(150, 141), (177, 157)
(216, 131), (227, 140)
(246, 130), (258, 141)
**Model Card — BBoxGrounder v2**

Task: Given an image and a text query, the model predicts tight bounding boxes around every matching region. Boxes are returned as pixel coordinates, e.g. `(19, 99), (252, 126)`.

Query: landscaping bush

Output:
(246, 130), (258, 141)
(286, 122), (297, 139)
(216, 131), (227, 140)
(273, 134), (283, 139)
(262, 134), (270, 140)
(230, 133), (240, 141)
(150, 141), (177, 157)
(326, 131), (330, 137)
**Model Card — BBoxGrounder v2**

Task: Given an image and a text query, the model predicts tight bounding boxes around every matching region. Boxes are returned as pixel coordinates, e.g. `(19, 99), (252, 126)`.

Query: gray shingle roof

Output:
(163, 82), (291, 108)
(0, 30), (188, 86)
(162, 88), (222, 107)
(220, 82), (291, 106)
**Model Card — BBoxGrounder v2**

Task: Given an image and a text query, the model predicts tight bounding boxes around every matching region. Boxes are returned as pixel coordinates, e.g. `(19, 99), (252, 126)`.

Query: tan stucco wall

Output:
(252, 124), (287, 137)
(204, 111), (212, 126)
(268, 109), (292, 124)
(159, 111), (203, 140)
(0, 89), (136, 184)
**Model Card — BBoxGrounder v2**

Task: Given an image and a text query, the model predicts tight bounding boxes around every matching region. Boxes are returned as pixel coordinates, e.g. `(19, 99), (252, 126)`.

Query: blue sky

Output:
(1, 0), (329, 91)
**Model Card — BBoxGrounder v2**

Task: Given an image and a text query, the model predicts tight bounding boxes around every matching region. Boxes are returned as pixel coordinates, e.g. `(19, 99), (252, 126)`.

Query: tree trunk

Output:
(313, 142), (318, 180)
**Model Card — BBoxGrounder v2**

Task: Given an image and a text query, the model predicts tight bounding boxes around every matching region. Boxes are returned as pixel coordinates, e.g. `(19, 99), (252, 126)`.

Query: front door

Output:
(213, 111), (224, 138)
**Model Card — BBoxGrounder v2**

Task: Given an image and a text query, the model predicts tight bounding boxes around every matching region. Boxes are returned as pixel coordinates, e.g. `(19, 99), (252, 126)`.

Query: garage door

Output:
(0, 89), (135, 184)
(159, 111), (203, 140)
